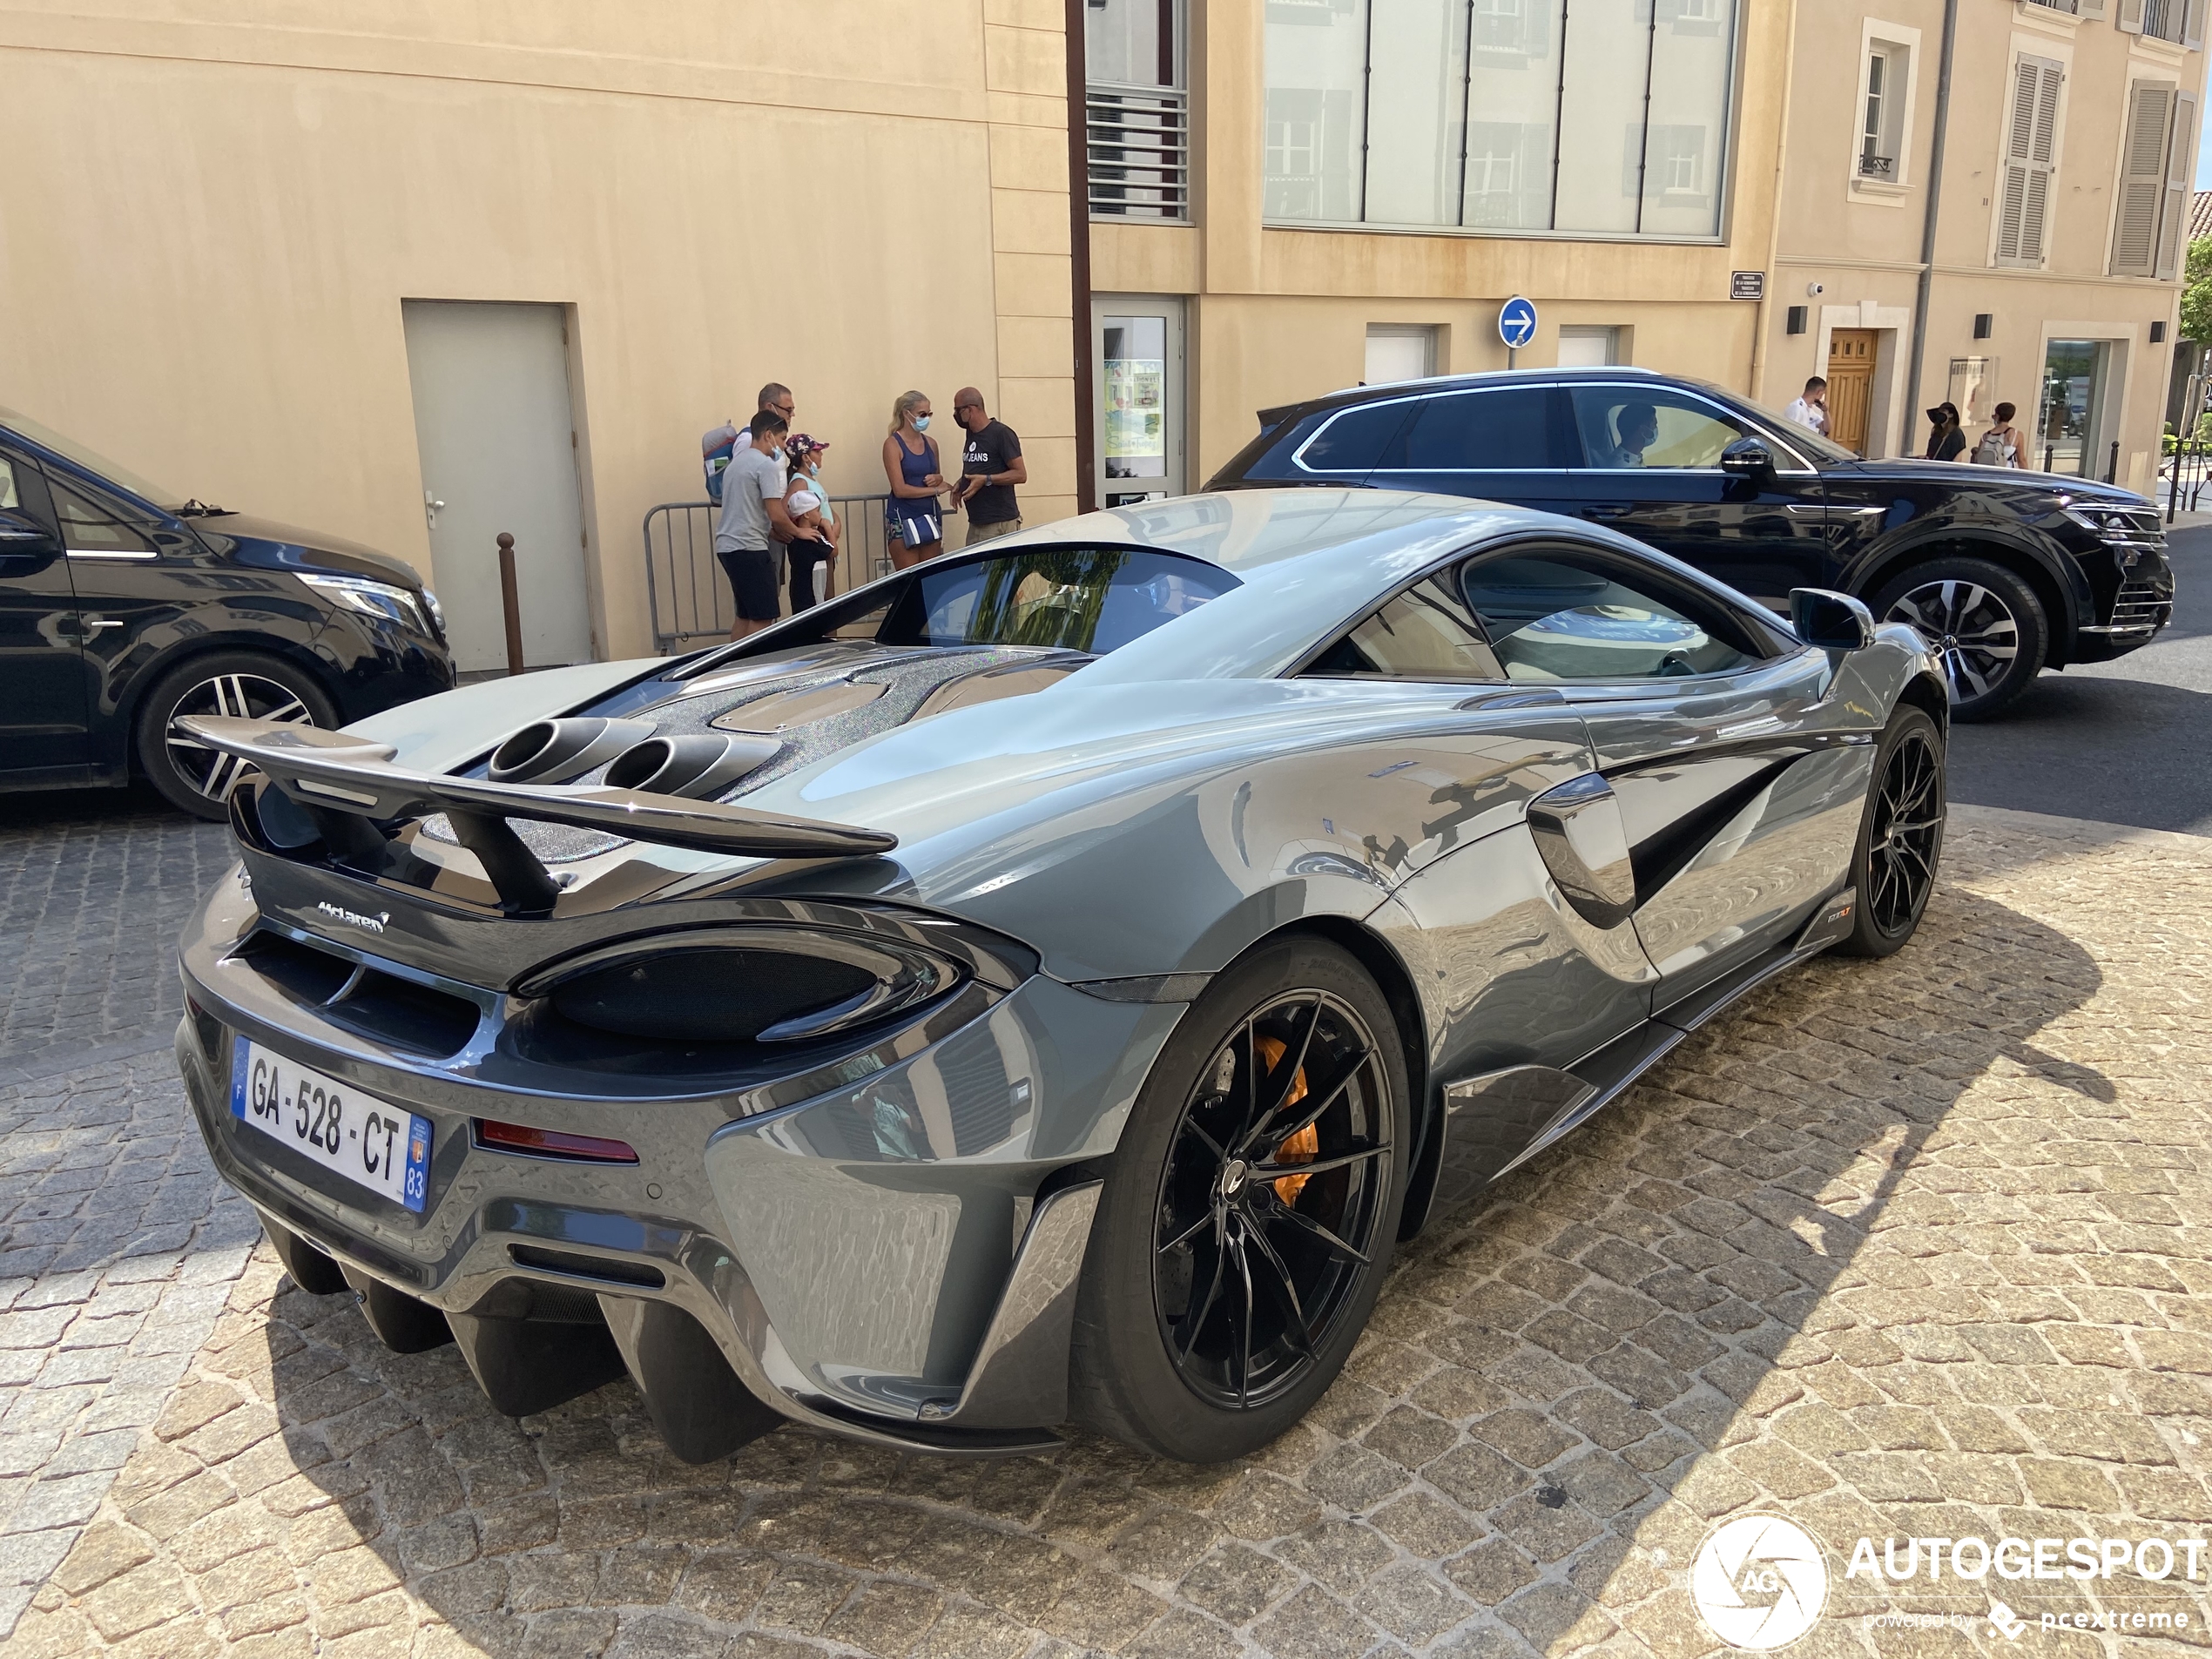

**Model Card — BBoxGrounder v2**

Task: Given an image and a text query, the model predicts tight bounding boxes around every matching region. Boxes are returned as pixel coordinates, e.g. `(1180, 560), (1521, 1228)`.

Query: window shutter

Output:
(2114, 82), (2175, 275)
(2158, 91), (2198, 280)
(2117, 0), (2145, 31)
(2187, 0), (2205, 50)
(2000, 57), (2064, 267)
(2080, 0), (2106, 16)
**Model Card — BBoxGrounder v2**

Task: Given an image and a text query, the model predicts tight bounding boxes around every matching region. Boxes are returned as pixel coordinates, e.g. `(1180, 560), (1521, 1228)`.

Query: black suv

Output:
(1, 406), (455, 817)
(1208, 367), (2174, 718)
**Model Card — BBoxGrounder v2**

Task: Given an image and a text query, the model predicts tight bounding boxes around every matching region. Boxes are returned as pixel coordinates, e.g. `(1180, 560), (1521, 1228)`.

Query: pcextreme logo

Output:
(1691, 1515), (1829, 1649)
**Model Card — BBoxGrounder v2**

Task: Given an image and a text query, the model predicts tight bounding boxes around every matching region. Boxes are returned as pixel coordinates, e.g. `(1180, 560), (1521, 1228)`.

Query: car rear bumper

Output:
(175, 870), (1184, 1457)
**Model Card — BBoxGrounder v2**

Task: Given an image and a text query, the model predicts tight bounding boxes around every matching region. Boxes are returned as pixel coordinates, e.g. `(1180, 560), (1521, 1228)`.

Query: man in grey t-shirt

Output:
(714, 412), (805, 640)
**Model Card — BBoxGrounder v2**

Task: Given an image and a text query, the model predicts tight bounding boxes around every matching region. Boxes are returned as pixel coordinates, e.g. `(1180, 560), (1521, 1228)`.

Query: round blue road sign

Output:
(1498, 296), (1539, 351)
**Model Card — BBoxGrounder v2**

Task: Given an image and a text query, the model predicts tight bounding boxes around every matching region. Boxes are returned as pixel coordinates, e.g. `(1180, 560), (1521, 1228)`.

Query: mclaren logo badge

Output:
(315, 901), (391, 935)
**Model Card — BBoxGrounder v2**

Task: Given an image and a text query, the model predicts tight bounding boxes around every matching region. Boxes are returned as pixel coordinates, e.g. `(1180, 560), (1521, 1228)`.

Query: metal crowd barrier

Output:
(642, 495), (897, 655)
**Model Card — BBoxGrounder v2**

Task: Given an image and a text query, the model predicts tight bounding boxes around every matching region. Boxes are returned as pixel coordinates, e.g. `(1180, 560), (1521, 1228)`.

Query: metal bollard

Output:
(496, 531), (525, 677)
(2106, 441), (2119, 486)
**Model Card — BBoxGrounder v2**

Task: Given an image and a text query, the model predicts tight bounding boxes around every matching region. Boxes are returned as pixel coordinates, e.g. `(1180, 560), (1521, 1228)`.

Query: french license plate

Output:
(230, 1038), (432, 1213)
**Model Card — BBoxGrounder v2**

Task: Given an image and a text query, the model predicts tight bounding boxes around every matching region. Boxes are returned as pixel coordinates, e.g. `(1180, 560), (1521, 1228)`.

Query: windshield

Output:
(889, 547), (1238, 654)
(0, 404), (185, 508)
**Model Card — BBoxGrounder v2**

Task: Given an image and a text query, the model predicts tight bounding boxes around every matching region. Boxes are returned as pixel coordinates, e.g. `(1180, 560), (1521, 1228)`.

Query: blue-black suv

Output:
(1208, 367), (2173, 718)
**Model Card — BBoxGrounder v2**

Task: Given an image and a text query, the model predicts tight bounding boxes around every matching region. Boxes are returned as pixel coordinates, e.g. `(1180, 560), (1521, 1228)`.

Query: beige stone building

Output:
(0, 1), (1083, 669)
(1761, 0), (2204, 481)
(4, 0), (2199, 673)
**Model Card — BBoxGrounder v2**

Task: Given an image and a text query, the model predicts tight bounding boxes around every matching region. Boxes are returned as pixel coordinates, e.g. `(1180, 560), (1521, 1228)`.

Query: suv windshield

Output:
(0, 405), (184, 509)
(886, 547), (1238, 654)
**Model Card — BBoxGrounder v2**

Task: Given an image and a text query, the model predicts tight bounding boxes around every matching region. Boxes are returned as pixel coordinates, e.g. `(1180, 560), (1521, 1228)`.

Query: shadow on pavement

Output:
(187, 872), (2107, 1656)
(1947, 674), (2212, 835)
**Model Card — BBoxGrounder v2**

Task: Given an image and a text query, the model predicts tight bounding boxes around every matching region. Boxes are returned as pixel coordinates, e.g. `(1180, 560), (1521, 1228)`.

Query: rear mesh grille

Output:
(233, 932), (482, 1059)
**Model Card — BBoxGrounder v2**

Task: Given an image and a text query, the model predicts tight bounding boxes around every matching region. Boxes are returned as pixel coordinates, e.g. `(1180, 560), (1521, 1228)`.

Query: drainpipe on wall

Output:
(1748, 0), (1799, 408)
(1065, 0), (1097, 514)
(1901, 0), (1960, 458)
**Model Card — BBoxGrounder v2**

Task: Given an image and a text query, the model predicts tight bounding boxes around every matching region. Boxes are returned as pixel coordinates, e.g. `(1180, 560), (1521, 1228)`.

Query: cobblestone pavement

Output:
(3, 806), (2209, 1657)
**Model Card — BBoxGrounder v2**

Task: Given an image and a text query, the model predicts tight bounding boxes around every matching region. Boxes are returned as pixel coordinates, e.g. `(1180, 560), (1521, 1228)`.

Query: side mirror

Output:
(0, 509), (59, 565)
(1791, 587), (1876, 652)
(1719, 436), (1774, 476)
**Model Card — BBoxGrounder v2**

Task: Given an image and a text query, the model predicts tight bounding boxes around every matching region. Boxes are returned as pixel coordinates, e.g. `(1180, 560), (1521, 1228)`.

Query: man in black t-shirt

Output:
(950, 388), (1027, 546)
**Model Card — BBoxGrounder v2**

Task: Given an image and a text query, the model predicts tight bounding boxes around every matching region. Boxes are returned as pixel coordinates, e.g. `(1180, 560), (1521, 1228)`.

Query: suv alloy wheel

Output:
(1871, 556), (2048, 721)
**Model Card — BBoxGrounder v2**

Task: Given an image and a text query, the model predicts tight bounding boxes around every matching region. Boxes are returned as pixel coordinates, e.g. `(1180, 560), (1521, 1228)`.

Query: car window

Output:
(1296, 401), (1411, 473)
(883, 547), (1238, 654)
(1459, 550), (1760, 681)
(1304, 575), (1505, 681)
(51, 475), (158, 556)
(1382, 387), (1559, 470)
(0, 454), (18, 512)
(1569, 386), (1750, 471)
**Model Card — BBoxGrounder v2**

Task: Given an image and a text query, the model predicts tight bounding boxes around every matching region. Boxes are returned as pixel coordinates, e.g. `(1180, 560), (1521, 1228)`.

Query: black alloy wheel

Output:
(137, 651), (336, 819)
(1069, 936), (1410, 1462)
(1153, 989), (1391, 1411)
(1836, 703), (1945, 958)
(1872, 556), (2048, 721)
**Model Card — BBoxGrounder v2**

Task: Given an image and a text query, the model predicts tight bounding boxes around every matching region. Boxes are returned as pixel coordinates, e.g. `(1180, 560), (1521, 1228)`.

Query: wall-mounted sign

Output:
(1730, 272), (1766, 301)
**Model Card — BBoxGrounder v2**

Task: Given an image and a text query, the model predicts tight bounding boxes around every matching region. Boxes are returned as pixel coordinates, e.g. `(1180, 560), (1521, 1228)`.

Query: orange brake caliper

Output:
(1254, 1035), (1318, 1204)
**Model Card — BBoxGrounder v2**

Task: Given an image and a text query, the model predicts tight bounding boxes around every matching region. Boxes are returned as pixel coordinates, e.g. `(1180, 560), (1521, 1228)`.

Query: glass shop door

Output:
(1094, 296), (1186, 507)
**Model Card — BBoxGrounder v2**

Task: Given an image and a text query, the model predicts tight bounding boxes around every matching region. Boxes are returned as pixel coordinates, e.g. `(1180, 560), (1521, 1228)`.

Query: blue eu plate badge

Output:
(229, 1036), (433, 1214)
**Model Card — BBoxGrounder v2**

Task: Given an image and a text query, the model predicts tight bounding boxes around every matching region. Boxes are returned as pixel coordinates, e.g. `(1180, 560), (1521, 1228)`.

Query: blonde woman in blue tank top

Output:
(881, 390), (947, 570)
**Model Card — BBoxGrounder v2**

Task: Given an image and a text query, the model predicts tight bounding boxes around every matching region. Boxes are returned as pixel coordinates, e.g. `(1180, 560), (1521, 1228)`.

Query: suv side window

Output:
(51, 475), (158, 557)
(1568, 385), (1750, 471)
(1458, 547), (1766, 681)
(1305, 574), (1505, 681)
(1378, 386), (1561, 471)
(1296, 401), (1414, 473)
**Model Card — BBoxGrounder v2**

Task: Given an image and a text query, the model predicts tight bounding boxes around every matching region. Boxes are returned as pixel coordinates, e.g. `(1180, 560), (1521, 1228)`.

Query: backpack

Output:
(1971, 429), (2010, 467)
(701, 422), (740, 504)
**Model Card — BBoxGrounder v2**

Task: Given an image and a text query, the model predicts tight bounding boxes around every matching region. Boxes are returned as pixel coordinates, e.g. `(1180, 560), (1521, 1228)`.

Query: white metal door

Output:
(401, 301), (591, 672)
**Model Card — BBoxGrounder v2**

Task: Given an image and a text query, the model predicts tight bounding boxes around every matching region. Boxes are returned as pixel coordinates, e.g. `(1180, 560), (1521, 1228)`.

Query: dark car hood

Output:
(193, 513), (427, 588)
(1835, 459), (2151, 506)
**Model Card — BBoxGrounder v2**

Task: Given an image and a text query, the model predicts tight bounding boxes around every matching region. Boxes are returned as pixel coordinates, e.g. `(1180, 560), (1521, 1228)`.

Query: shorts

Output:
(717, 545), (780, 622)
(963, 516), (1022, 548)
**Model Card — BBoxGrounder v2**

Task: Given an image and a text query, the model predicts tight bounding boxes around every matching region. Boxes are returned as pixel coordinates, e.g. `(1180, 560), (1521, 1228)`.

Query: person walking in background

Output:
(1972, 401), (2027, 469)
(948, 387), (1027, 547)
(1924, 401), (1966, 462)
(881, 390), (946, 570)
(1784, 376), (1828, 435)
(715, 411), (806, 640)
(783, 434), (839, 611)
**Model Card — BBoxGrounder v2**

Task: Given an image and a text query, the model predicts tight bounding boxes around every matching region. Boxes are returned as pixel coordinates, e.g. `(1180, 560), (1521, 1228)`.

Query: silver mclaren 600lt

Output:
(173, 489), (1947, 1464)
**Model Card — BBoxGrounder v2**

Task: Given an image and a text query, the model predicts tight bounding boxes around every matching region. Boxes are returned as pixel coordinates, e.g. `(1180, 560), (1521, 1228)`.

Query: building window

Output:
(1995, 52), (2064, 268)
(1858, 44), (1912, 180)
(1365, 325), (1440, 383)
(2111, 79), (2199, 278)
(2126, 0), (2206, 48)
(1263, 0), (1739, 239)
(1556, 326), (1622, 366)
(1088, 1), (1189, 221)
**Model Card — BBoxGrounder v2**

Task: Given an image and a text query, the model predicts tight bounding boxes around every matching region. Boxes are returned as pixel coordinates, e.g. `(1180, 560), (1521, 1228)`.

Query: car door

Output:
(0, 447), (90, 774)
(1299, 571), (1659, 1152)
(1365, 381), (1581, 518)
(1458, 539), (1871, 1005)
(1564, 382), (1830, 611)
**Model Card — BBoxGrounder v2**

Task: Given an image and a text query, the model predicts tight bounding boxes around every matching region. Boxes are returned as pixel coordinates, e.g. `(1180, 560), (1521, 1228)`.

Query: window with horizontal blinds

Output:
(1997, 55), (2063, 268)
(2157, 91), (2198, 280)
(2112, 81), (2175, 276)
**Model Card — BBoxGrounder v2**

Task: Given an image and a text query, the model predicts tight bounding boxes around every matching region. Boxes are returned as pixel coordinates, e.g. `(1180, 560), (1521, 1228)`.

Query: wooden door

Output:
(1825, 329), (1878, 455)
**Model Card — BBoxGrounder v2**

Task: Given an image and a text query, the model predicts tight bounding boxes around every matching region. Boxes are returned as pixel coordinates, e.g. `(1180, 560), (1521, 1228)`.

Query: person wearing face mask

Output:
(881, 389), (948, 570)
(782, 434), (839, 611)
(714, 411), (806, 640)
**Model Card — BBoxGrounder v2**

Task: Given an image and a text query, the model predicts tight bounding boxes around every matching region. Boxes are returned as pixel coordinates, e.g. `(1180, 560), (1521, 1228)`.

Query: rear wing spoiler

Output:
(180, 716), (896, 912)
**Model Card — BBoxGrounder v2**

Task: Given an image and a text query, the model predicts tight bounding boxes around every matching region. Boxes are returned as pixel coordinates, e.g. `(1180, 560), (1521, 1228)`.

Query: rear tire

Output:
(1834, 703), (1945, 958)
(1871, 556), (2047, 721)
(136, 651), (336, 819)
(1069, 936), (1410, 1462)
